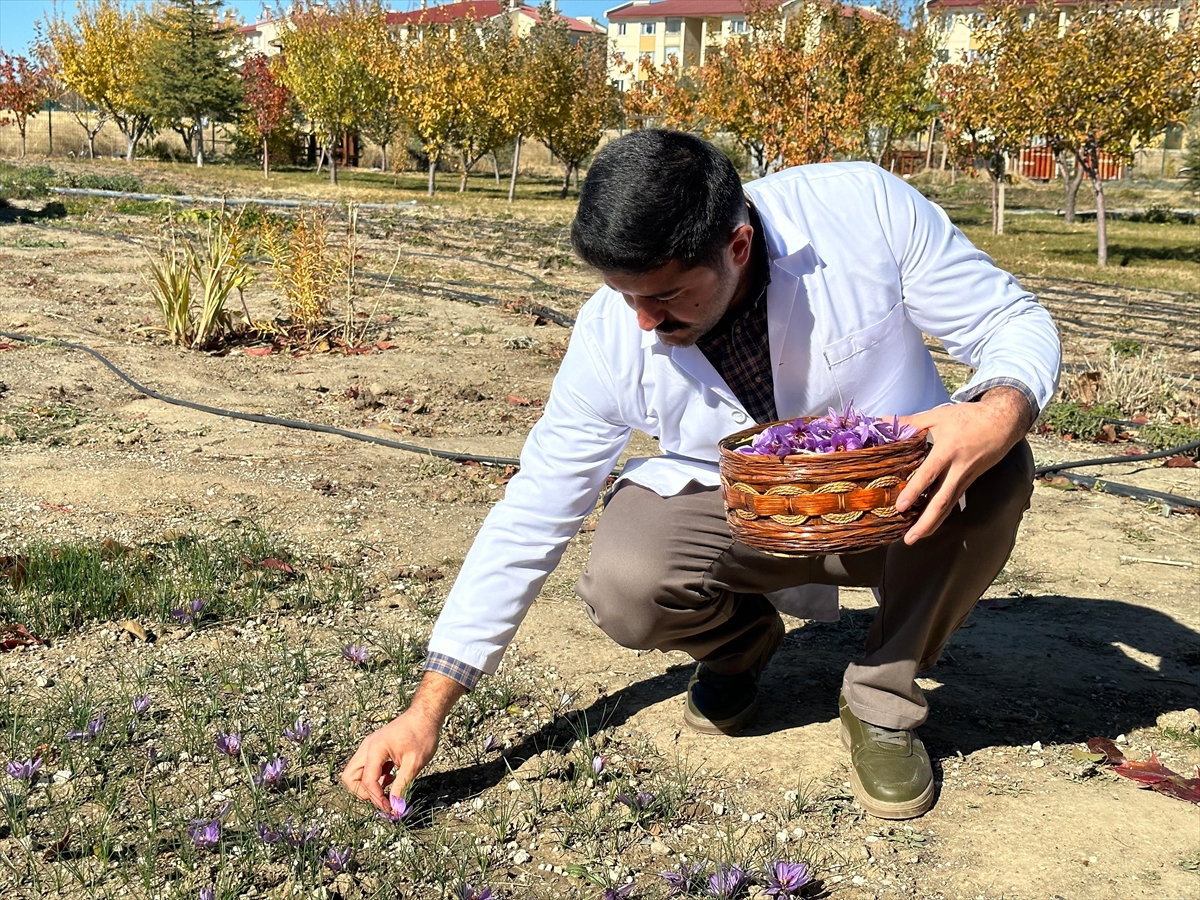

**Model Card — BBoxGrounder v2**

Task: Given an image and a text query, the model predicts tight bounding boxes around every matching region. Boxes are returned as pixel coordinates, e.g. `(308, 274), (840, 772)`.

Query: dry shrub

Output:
(1068, 348), (1187, 419)
(260, 210), (344, 331)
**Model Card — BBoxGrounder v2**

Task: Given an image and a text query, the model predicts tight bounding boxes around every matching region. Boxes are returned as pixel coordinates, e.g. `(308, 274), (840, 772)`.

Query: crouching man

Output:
(341, 130), (1060, 819)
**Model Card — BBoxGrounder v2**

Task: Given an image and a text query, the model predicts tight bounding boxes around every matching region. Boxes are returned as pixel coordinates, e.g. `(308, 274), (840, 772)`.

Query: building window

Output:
(617, 22), (626, 35)
(729, 18), (747, 34)
(641, 21), (656, 35)
(639, 50), (654, 66)
(613, 79), (626, 92)
(665, 17), (681, 34)
(935, 48), (949, 63)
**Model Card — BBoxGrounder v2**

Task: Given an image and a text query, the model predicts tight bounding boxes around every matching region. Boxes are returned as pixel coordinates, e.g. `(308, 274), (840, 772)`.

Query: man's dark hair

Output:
(570, 130), (747, 274)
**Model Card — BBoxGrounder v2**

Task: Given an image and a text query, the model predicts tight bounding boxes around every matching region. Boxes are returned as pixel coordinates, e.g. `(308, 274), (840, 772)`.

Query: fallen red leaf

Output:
(506, 395), (531, 407)
(1086, 736), (1125, 765)
(1165, 456), (1196, 468)
(345, 345), (373, 355)
(1113, 751), (1174, 784)
(258, 557), (296, 575)
(0, 623), (45, 651)
(245, 346), (275, 357)
(375, 341), (394, 351)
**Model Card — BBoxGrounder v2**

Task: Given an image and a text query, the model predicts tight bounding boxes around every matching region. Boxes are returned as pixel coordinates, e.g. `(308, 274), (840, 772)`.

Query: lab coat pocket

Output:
(822, 303), (908, 412)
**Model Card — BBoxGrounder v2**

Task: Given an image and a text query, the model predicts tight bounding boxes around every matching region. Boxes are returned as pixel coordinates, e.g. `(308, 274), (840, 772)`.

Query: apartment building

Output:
(386, 2), (606, 42)
(605, 0), (753, 86)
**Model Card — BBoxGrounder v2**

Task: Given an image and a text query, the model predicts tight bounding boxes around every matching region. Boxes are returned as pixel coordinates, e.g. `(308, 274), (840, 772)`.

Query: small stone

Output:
(369, 382), (389, 397)
(750, 812), (765, 823)
(35, 674), (50, 688)
(649, 840), (671, 857)
(792, 827), (806, 838)
(1030, 758), (1046, 768)
(1115, 734), (1127, 743)
(712, 803), (724, 815)
(852, 876), (867, 886)
(508, 780), (520, 792)
(293, 374), (327, 392)
(512, 849), (531, 864)
(1030, 741), (1042, 752)
(0, 424), (17, 442)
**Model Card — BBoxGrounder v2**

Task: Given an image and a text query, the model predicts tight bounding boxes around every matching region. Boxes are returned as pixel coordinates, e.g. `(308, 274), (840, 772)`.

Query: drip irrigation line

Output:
(0, 331), (522, 470)
(48, 186), (420, 212)
(1033, 439), (1200, 475)
(1041, 473), (1200, 511)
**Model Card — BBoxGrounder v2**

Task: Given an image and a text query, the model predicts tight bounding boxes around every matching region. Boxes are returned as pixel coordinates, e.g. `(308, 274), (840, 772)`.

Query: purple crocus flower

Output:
(199, 887), (215, 900)
(763, 861), (811, 898)
(6, 758), (42, 781)
(592, 755), (606, 776)
(341, 644), (370, 667)
(617, 790), (656, 810)
(660, 861), (705, 896)
(455, 884), (493, 900)
(325, 846), (353, 872)
(188, 818), (220, 850)
(214, 732), (241, 757)
(736, 402), (917, 458)
(482, 735), (499, 753)
(253, 756), (288, 788)
(605, 884), (635, 900)
(66, 714), (105, 741)
(255, 822), (282, 845)
(171, 598), (205, 625)
(282, 718), (311, 744)
(131, 695), (151, 716)
(708, 864), (752, 900)
(379, 794), (410, 823)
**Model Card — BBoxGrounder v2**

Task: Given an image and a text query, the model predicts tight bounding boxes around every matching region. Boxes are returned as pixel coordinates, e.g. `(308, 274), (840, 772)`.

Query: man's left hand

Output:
(895, 387), (1033, 545)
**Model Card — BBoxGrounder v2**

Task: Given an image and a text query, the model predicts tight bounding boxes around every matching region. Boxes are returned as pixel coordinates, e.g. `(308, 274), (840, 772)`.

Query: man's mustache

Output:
(655, 319), (688, 334)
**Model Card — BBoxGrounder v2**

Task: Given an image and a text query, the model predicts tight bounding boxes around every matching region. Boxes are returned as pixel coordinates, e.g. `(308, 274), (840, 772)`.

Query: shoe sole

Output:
(839, 725), (935, 820)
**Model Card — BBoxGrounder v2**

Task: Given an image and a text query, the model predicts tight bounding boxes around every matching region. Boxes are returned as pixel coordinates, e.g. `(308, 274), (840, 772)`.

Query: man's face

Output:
(602, 224), (754, 348)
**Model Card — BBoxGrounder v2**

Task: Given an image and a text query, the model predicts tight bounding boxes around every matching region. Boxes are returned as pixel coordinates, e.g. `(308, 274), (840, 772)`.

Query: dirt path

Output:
(0, 207), (1197, 899)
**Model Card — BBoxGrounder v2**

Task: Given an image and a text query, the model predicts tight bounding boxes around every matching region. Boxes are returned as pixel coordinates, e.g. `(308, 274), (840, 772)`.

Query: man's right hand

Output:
(339, 671), (466, 813)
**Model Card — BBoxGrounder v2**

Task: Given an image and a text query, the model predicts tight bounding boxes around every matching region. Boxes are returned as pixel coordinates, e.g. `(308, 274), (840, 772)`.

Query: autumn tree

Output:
(936, 5), (1034, 234)
(44, 0), (156, 161)
(141, 0), (243, 166)
(352, 11), (407, 174)
(1027, 2), (1200, 265)
(527, 6), (621, 198)
(276, 0), (378, 185)
(241, 52), (293, 179)
(621, 54), (699, 131)
(0, 53), (51, 158)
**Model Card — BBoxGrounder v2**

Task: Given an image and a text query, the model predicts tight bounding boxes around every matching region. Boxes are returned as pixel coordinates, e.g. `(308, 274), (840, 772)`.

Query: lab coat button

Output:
(732, 411), (748, 424)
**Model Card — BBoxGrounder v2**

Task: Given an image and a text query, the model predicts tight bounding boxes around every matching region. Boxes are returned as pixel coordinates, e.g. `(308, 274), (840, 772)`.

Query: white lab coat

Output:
(426, 162), (1061, 675)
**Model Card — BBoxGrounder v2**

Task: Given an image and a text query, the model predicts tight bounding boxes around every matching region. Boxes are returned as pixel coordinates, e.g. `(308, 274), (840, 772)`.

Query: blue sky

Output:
(0, 0), (617, 55)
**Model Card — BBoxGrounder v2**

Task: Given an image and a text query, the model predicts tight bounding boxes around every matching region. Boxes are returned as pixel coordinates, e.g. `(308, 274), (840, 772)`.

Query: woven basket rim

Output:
(717, 417), (929, 462)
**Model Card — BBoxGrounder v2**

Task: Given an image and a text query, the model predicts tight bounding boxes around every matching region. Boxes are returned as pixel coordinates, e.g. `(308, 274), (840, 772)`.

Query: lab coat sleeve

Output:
(425, 324), (633, 674)
(872, 170), (1061, 415)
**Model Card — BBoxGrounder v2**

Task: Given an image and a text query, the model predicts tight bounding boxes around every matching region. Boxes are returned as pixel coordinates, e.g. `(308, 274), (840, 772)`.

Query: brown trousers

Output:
(577, 440), (1035, 730)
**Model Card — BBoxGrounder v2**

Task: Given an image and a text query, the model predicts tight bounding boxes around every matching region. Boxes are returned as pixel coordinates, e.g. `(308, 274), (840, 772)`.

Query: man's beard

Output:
(655, 261), (740, 347)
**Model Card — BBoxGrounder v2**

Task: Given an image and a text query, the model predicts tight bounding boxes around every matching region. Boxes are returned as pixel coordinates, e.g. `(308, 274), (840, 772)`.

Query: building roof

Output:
(386, 2), (605, 34)
(606, 0), (884, 21)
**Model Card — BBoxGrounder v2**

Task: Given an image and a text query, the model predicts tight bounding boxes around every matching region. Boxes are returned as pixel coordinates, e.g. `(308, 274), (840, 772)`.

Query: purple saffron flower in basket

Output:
(736, 401), (918, 458)
(325, 846), (353, 872)
(214, 732), (241, 757)
(660, 861), (705, 896)
(66, 714), (105, 742)
(455, 884), (493, 900)
(282, 718), (311, 744)
(341, 644), (370, 667)
(253, 756), (288, 788)
(379, 794), (410, 823)
(763, 861), (811, 898)
(131, 695), (151, 716)
(707, 864), (752, 900)
(188, 818), (220, 850)
(6, 758), (42, 782)
(604, 883), (635, 900)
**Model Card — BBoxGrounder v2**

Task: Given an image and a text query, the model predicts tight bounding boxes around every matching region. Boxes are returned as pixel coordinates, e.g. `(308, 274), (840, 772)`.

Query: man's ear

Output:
(728, 223), (754, 269)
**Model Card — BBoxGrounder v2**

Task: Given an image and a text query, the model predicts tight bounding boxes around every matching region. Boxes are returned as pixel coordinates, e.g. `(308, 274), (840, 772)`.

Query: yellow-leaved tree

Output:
(43, 0), (156, 161)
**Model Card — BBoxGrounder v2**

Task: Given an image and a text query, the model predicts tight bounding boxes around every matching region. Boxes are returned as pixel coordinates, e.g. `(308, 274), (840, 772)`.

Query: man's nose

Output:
(632, 300), (666, 331)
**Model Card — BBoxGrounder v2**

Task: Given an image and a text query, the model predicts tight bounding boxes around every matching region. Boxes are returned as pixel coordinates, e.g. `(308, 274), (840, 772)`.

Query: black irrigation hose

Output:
(1033, 439), (1200, 475)
(0, 331), (522, 470)
(1042, 473), (1200, 510)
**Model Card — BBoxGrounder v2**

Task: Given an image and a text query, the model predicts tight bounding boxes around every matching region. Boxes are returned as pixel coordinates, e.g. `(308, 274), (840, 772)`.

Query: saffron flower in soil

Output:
(253, 756), (288, 788)
(131, 695), (151, 716)
(341, 643), (370, 667)
(764, 861), (811, 898)
(735, 402), (918, 459)
(5, 758), (42, 781)
(171, 598), (205, 624)
(325, 846), (353, 873)
(66, 714), (105, 742)
(200, 887), (215, 900)
(379, 794), (410, 823)
(188, 818), (220, 850)
(593, 755), (606, 776)
(616, 790), (656, 810)
(660, 861), (705, 896)
(282, 718), (311, 744)
(604, 884), (635, 900)
(214, 732), (242, 757)
(455, 884), (493, 900)
(708, 864), (753, 900)
(482, 735), (499, 753)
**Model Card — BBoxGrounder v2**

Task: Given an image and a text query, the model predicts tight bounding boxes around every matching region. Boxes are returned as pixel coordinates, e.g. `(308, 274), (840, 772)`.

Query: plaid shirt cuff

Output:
(953, 377), (1041, 420)
(423, 651), (484, 691)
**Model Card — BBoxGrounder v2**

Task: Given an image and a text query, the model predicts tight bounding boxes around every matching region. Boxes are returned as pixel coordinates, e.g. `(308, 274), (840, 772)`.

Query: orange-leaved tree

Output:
(241, 52), (293, 180)
(0, 53), (51, 158)
(620, 53), (699, 132)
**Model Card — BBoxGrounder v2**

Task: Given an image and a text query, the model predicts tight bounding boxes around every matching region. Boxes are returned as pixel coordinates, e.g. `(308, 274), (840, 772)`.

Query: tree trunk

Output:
(88, 132), (97, 159)
(263, 135), (270, 180)
(47, 108), (52, 156)
(1094, 176), (1108, 267)
(316, 144), (324, 174)
(195, 123), (204, 168)
(508, 134), (521, 203)
(380, 142), (388, 173)
(492, 151), (501, 183)
(559, 162), (572, 199)
(939, 141), (947, 171)
(329, 142), (338, 185)
(924, 120), (936, 171)
(459, 152), (469, 192)
(873, 125), (893, 167)
(125, 134), (136, 162)
(997, 173), (1005, 235)
(19, 131), (26, 159)
(1058, 152), (1084, 225)
(427, 158), (436, 196)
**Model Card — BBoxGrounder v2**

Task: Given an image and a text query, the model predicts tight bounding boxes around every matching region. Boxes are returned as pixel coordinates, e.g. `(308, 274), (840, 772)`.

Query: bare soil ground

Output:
(0, 196), (1198, 900)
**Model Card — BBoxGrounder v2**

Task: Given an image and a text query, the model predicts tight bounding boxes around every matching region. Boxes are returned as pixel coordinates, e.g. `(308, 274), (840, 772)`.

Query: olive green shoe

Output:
(684, 616), (784, 735)
(838, 694), (935, 819)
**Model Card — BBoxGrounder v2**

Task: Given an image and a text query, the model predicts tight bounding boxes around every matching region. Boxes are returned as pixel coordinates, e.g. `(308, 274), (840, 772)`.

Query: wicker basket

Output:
(718, 419), (930, 556)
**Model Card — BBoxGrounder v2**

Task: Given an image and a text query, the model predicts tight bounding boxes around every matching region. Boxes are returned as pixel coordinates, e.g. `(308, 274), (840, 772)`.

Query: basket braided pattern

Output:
(718, 419), (929, 556)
